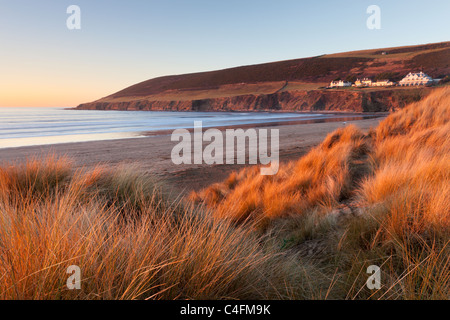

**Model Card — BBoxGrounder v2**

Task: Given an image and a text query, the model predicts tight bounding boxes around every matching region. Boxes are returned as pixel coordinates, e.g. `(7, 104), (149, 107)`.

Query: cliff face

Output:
(76, 88), (433, 113)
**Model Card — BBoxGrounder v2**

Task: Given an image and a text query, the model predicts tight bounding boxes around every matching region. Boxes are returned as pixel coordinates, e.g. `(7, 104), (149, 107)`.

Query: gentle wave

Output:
(0, 107), (339, 148)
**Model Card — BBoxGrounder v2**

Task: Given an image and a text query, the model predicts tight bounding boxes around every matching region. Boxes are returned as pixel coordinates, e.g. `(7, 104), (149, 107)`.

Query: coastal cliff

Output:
(76, 87), (433, 113)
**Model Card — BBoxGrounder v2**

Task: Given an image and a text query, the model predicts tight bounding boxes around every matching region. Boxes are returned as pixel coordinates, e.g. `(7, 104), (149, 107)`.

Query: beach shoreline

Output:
(0, 117), (385, 193)
(0, 107), (385, 149)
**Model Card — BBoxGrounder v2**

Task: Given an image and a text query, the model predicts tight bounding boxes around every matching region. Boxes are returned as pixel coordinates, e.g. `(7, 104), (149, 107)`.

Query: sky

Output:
(0, 0), (449, 107)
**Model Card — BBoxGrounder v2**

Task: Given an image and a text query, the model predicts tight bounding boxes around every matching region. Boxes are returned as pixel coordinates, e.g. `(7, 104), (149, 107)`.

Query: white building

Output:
(372, 80), (396, 87)
(330, 80), (352, 88)
(353, 78), (372, 87)
(399, 72), (433, 86)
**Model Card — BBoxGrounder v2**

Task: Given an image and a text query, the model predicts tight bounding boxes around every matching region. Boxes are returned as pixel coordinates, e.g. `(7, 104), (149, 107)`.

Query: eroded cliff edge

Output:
(76, 88), (434, 113)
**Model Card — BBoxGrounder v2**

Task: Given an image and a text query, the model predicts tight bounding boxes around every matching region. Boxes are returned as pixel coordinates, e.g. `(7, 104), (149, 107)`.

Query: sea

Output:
(0, 107), (372, 149)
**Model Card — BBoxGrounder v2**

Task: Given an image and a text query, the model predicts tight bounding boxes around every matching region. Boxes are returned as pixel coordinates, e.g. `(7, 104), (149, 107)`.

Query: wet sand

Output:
(0, 117), (385, 194)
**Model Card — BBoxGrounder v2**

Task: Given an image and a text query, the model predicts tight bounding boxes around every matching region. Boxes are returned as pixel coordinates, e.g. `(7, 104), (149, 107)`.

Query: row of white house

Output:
(329, 72), (435, 88)
(354, 78), (396, 87)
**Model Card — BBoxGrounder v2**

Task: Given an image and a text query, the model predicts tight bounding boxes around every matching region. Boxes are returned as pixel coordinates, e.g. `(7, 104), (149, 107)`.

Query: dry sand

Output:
(0, 117), (384, 194)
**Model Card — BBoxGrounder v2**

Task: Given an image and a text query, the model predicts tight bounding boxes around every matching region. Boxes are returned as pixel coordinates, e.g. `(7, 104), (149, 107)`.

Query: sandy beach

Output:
(0, 117), (384, 194)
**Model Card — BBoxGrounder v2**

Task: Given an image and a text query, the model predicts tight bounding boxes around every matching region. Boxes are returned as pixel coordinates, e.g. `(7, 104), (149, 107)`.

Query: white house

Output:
(353, 78), (372, 87)
(399, 72), (433, 86)
(330, 80), (352, 88)
(371, 80), (396, 87)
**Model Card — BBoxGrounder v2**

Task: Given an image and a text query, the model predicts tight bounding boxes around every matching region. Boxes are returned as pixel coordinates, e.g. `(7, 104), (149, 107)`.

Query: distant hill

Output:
(77, 42), (450, 112)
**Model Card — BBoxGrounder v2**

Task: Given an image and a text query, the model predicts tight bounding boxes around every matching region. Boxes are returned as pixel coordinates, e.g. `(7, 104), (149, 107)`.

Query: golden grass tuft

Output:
(191, 124), (373, 222)
(337, 88), (450, 299)
(0, 158), (311, 300)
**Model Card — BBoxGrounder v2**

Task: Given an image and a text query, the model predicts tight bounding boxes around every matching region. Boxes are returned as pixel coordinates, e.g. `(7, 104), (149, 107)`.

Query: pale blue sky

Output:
(0, 0), (449, 106)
